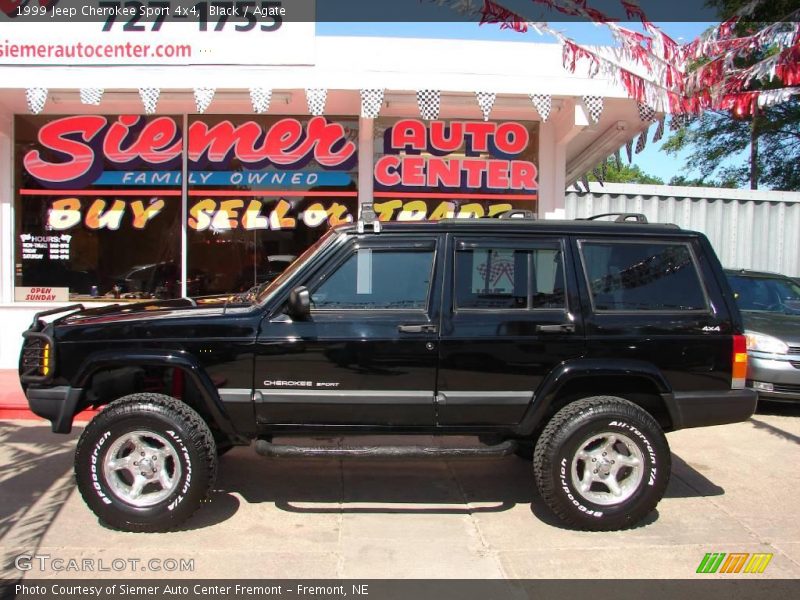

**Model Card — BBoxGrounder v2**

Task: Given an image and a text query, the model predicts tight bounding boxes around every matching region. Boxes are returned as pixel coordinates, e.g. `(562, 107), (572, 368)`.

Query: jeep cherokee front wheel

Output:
(533, 396), (670, 531)
(75, 393), (217, 532)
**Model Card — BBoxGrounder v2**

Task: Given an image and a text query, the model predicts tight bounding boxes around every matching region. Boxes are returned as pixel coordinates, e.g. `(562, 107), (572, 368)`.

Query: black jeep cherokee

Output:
(19, 213), (757, 532)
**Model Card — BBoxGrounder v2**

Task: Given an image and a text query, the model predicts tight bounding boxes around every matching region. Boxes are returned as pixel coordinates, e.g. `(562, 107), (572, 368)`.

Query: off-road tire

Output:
(533, 396), (670, 531)
(75, 393), (217, 532)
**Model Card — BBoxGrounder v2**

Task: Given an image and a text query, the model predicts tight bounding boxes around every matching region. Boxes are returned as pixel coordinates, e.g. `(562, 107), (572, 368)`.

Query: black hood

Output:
(57, 295), (244, 327)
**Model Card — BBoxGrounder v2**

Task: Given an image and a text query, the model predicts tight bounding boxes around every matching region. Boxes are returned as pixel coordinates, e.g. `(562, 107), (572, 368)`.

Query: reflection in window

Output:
(14, 115), (183, 301)
(728, 274), (800, 314)
(312, 249), (434, 310)
(581, 242), (706, 311)
(455, 246), (565, 310)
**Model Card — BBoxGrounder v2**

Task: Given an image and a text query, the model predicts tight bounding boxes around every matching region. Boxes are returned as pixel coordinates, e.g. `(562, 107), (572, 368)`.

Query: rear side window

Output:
(311, 248), (435, 310)
(579, 241), (707, 312)
(455, 243), (566, 310)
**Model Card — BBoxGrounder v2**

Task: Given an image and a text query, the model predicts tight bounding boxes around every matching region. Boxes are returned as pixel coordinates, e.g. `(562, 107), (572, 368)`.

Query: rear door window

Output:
(455, 240), (566, 311)
(579, 240), (708, 312)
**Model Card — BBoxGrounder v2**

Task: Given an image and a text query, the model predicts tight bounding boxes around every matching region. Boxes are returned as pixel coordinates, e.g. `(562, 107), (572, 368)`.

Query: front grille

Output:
(771, 383), (800, 394)
(788, 346), (800, 356)
(19, 331), (54, 383)
(791, 361), (800, 370)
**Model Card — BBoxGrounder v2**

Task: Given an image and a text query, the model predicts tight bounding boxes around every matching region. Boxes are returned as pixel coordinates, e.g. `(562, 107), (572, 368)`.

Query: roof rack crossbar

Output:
(584, 212), (648, 224)
(498, 209), (537, 220)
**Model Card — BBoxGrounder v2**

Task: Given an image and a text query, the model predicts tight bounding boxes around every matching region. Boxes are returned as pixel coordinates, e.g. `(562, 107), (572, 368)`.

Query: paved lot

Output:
(1, 404), (799, 580)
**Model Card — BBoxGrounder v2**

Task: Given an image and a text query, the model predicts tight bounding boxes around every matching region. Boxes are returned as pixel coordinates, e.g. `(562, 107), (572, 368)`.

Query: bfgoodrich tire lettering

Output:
(533, 396), (670, 531)
(75, 393), (217, 532)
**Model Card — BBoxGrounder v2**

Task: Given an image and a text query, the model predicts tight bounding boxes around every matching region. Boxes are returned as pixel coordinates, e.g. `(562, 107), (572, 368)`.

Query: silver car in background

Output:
(726, 270), (800, 402)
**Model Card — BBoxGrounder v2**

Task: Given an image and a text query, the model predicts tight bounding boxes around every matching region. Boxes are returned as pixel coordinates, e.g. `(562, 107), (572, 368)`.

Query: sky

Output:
(316, 20), (721, 184)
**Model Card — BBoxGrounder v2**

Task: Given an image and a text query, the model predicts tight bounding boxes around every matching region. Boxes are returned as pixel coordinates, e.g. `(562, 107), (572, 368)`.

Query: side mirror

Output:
(287, 286), (311, 321)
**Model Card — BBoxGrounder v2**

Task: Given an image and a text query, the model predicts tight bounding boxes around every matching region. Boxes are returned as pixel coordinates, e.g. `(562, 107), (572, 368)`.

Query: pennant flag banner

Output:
(79, 88), (104, 106)
(470, 0), (800, 119)
(193, 88), (215, 114)
(138, 88), (160, 115)
(593, 166), (604, 186)
(476, 91), (497, 121)
(635, 129), (648, 153)
(583, 95), (604, 123)
(360, 88), (384, 119)
(581, 173), (590, 193)
(249, 88), (272, 114)
(417, 89), (441, 121)
(614, 149), (622, 171)
(530, 93), (552, 122)
(26, 88), (47, 114)
(305, 88), (327, 116)
(626, 138), (634, 163)
(652, 117), (665, 143)
(637, 101), (657, 122)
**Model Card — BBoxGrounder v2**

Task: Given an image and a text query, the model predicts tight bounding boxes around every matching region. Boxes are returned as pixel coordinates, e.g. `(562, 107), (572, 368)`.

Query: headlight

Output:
(745, 331), (789, 354)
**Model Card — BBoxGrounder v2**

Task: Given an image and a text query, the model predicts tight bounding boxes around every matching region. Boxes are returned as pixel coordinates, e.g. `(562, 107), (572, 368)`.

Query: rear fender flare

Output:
(515, 358), (674, 436)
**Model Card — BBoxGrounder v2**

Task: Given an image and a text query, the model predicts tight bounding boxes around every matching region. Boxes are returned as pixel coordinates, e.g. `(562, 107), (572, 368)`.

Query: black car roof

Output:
(336, 219), (690, 237)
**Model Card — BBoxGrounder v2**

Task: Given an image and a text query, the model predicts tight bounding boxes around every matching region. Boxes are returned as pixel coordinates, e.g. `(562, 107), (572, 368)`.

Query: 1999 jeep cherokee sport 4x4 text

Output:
(19, 212), (757, 532)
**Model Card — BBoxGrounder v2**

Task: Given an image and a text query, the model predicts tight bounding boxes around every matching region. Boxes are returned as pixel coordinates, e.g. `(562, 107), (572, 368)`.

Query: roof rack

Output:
(498, 209), (537, 220)
(357, 203), (382, 233)
(582, 212), (649, 224)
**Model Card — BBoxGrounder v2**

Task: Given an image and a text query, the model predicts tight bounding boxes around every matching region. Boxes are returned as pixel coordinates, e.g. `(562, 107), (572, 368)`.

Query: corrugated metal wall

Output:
(564, 184), (800, 277)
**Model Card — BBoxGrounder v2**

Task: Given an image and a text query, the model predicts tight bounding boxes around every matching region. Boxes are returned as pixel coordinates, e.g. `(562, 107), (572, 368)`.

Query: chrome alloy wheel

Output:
(570, 432), (644, 506)
(102, 430), (181, 507)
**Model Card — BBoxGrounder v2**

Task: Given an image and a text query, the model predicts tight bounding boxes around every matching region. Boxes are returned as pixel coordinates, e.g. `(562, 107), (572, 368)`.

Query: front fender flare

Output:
(73, 349), (238, 436)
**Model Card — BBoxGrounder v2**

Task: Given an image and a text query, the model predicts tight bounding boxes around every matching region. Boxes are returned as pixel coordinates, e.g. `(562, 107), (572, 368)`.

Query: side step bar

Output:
(254, 439), (517, 459)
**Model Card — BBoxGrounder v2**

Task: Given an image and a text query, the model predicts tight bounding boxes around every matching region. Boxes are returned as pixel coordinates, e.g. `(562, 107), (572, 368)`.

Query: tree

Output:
(664, 0), (800, 190)
(589, 158), (664, 185)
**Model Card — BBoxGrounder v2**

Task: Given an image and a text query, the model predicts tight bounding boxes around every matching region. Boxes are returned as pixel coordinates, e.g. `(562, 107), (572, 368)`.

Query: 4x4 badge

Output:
(702, 326), (721, 332)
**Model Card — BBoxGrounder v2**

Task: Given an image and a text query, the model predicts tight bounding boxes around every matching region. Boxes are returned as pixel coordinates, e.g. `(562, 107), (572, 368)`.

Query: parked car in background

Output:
(726, 269), (800, 402)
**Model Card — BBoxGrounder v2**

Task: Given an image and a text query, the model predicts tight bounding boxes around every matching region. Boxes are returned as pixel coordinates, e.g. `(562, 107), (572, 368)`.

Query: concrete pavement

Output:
(1, 403), (799, 580)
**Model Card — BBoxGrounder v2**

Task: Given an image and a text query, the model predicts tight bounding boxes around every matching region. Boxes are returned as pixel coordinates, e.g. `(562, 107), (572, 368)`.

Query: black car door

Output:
(437, 234), (585, 426)
(253, 233), (443, 426)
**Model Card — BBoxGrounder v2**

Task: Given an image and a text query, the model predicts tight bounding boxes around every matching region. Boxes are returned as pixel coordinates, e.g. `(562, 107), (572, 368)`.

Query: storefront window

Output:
(14, 115), (183, 302)
(373, 118), (539, 220)
(13, 114), (538, 303)
(186, 115), (359, 295)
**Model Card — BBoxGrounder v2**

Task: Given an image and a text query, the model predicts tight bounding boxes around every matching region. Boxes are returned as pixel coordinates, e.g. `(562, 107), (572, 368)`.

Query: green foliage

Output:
(589, 158), (664, 185)
(707, 0), (799, 21)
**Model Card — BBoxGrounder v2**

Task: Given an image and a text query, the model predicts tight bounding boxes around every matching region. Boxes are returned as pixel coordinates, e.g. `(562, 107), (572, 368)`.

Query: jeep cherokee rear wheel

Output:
(533, 396), (670, 531)
(75, 393), (217, 532)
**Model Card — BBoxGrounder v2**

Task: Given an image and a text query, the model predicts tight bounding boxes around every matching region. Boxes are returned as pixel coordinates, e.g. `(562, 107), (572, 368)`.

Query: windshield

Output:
(255, 229), (339, 304)
(727, 274), (800, 315)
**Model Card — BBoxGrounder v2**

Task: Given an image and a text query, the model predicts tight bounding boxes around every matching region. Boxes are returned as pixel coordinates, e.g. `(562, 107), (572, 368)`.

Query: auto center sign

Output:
(372, 119), (538, 221)
(0, 0), (315, 66)
(375, 119), (538, 194)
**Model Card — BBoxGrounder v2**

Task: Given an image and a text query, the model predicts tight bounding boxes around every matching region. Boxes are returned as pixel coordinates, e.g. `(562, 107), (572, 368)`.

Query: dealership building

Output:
(0, 26), (655, 369)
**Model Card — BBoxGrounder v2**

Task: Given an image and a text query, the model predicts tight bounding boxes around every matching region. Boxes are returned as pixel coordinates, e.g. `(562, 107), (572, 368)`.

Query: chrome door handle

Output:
(536, 324), (576, 333)
(398, 324), (438, 334)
